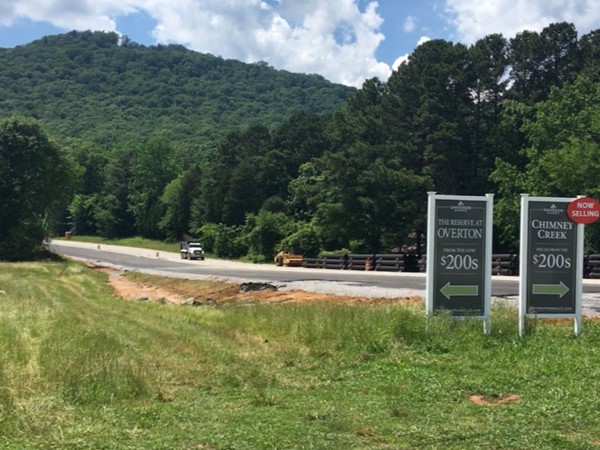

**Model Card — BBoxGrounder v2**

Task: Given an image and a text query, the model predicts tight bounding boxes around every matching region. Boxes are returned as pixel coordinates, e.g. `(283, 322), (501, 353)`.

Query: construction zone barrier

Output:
(321, 254), (346, 270)
(302, 257), (322, 269)
(300, 253), (419, 272)
(492, 253), (519, 276)
(298, 252), (599, 277)
(585, 254), (600, 278)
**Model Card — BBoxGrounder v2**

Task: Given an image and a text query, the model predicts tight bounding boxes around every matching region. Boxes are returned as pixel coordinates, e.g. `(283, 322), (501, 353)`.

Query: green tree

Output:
(538, 22), (580, 89)
(492, 76), (600, 250)
(279, 222), (322, 257)
(0, 31), (354, 152)
(213, 223), (245, 258)
(69, 144), (109, 195)
(467, 33), (510, 191)
(222, 159), (263, 225)
(308, 142), (431, 253)
(580, 29), (600, 81)
(128, 139), (177, 239)
(330, 77), (386, 149)
(287, 161), (327, 221)
(385, 40), (475, 194)
(508, 22), (580, 105)
(272, 111), (331, 176)
(239, 210), (292, 262)
(96, 148), (135, 238)
(202, 125), (272, 225)
(159, 165), (201, 241)
(68, 194), (99, 235)
(256, 149), (290, 202)
(0, 117), (77, 260)
(195, 222), (219, 253)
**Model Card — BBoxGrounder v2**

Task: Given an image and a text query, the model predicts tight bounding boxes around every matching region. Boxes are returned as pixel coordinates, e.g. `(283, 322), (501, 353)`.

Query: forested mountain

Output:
(0, 30), (355, 151)
(3, 23), (600, 262)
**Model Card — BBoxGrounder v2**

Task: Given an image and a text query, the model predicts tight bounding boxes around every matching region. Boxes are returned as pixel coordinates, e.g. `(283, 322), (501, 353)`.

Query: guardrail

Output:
(586, 254), (600, 278)
(300, 252), (600, 278)
(492, 253), (519, 276)
(416, 254), (527, 277)
(489, 253), (600, 278)
(302, 253), (420, 272)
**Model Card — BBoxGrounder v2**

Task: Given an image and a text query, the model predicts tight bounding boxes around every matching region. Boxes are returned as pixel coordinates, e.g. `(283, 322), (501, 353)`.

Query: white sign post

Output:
(519, 195), (584, 336)
(426, 192), (494, 334)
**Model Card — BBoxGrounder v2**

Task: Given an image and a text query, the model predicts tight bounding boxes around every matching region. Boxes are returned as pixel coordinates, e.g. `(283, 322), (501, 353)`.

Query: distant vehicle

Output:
(274, 250), (303, 267)
(179, 241), (205, 260)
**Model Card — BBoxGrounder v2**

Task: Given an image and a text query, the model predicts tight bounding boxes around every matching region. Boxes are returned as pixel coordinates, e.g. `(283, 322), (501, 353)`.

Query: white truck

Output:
(179, 241), (205, 260)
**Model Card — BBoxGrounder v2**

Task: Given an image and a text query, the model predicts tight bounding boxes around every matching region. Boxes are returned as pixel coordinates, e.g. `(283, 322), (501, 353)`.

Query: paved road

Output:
(50, 240), (429, 297)
(51, 240), (600, 298)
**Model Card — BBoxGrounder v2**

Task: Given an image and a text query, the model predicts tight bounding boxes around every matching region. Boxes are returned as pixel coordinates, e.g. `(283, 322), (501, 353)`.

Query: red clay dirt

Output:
(93, 263), (522, 408)
(89, 263), (422, 307)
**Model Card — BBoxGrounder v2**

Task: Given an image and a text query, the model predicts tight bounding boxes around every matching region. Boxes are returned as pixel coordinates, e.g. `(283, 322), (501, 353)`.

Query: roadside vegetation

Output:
(58, 235), (182, 253)
(2, 259), (600, 449)
(4, 24), (600, 265)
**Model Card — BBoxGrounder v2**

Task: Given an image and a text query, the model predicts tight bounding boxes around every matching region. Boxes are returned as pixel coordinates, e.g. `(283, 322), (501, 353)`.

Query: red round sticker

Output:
(567, 197), (600, 224)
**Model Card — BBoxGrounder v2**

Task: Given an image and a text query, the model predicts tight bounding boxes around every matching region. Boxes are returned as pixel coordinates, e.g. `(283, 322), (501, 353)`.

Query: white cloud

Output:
(0, 1), (18, 26)
(445, 0), (600, 44)
(144, 0), (391, 87)
(3, 0), (600, 88)
(403, 16), (416, 33)
(4, 0), (134, 31)
(0, 0), (392, 87)
(392, 35), (430, 71)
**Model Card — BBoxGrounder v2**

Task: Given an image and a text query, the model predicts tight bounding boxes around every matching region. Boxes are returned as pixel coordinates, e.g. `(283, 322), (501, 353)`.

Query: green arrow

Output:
(440, 282), (479, 300)
(532, 281), (570, 298)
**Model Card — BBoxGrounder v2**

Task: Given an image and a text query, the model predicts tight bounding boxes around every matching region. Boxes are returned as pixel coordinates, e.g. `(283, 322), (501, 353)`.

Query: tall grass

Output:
(1, 260), (600, 449)
(38, 318), (148, 404)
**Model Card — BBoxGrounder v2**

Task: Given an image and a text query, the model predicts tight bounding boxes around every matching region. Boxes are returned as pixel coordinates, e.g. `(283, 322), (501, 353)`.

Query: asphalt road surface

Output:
(51, 240), (429, 297)
(51, 240), (600, 301)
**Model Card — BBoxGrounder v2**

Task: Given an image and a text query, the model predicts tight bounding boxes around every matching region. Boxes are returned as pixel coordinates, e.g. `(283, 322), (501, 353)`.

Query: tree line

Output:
(0, 30), (354, 152)
(2, 22), (600, 261)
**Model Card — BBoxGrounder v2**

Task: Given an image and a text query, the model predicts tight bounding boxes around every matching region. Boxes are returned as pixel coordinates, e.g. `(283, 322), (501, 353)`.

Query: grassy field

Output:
(1, 259), (600, 449)
(57, 235), (182, 253)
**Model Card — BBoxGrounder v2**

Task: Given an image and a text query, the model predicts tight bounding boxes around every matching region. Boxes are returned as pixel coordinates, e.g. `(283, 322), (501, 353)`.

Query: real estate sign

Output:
(519, 195), (583, 335)
(426, 193), (493, 332)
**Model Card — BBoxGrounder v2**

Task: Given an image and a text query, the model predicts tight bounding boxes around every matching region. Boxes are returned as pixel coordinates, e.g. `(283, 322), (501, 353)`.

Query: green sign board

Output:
(525, 200), (578, 314)
(519, 195), (584, 336)
(426, 193), (493, 332)
(432, 198), (487, 315)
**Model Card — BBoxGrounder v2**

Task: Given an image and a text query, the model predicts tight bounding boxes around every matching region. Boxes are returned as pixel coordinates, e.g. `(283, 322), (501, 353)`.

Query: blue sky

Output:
(1, 0), (599, 87)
